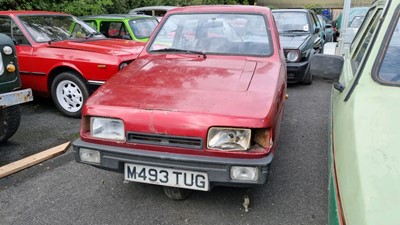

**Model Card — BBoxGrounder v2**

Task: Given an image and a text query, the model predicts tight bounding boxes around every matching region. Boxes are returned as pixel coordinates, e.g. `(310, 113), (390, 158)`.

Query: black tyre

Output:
(301, 59), (313, 85)
(51, 71), (89, 118)
(163, 186), (193, 200)
(0, 105), (21, 143)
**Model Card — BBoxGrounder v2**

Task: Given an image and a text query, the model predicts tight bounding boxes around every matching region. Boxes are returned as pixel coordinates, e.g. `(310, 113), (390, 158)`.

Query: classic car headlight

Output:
(207, 127), (251, 151)
(286, 50), (300, 62)
(3, 46), (13, 55)
(90, 117), (125, 141)
(119, 62), (129, 70)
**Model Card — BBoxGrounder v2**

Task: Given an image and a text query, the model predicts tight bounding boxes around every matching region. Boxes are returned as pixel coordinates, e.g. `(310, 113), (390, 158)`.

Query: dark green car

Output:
(0, 33), (33, 143)
(80, 14), (158, 42)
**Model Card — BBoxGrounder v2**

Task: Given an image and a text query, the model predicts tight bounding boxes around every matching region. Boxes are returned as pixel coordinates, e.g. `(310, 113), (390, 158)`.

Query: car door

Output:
(328, 6), (383, 224)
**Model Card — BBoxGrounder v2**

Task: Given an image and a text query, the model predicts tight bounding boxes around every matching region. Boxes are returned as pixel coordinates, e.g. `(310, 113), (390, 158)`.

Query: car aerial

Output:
(72, 5), (287, 200)
(272, 9), (324, 84)
(81, 14), (159, 42)
(0, 33), (33, 143)
(0, 11), (145, 117)
(310, 0), (400, 224)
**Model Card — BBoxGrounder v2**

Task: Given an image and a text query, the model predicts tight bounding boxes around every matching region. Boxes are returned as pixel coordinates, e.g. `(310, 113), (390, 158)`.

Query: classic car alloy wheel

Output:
(0, 105), (21, 143)
(51, 72), (89, 118)
(163, 186), (193, 200)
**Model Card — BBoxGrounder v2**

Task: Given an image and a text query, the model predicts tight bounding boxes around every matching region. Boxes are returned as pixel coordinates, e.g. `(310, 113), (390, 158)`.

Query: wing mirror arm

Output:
(333, 82), (345, 92)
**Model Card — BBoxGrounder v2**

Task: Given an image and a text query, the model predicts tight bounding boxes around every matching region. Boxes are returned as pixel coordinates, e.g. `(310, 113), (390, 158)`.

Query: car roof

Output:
(130, 6), (177, 12)
(0, 10), (69, 16)
(166, 5), (271, 14)
(80, 14), (155, 20)
(272, 9), (311, 13)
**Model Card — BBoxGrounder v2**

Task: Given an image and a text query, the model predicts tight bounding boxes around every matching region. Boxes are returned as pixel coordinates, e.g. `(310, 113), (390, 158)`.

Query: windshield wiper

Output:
(282, 29), (308, 33)
(85, 32), (103, 39)
(150, 48), (207, 59)
(48, 38), (63, 45)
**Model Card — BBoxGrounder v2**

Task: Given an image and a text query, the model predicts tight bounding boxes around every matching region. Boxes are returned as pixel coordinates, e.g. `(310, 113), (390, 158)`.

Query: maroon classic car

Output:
(72, 5), (287, 200)
(0, 11), (145, 117)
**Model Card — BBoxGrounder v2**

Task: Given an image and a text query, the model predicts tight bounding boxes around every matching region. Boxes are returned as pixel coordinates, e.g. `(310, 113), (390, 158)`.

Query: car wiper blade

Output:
(86, 32), (103, 39)
(48, 38), (63, 45)
(282, 29), (308, 33)
(150, 48), (206, 59)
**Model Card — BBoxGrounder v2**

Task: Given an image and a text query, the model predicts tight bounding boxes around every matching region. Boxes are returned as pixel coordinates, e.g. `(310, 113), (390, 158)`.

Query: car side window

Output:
(312, 14), (321, 31)
(351, 10), (382, 71)
(101, 22), (125, 38)
(0, 16), (11, 37)
(84, 20), (97, 30)
(377, 17), (400, 83)
(0, 16), (29, 45)
(12, 22), (30, 45)
(350, 7), (375, 50)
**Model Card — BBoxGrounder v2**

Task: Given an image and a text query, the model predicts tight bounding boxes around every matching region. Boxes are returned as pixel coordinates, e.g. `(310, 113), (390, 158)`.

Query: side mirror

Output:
(310, 54), (344, 80)
(313, 37), (322, 50)
(314, 27), (320, 34)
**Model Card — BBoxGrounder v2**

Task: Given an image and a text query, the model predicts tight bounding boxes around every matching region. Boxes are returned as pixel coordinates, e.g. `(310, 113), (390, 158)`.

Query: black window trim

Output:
(344, 1), (390, 102)
(372, 3), (400, 87)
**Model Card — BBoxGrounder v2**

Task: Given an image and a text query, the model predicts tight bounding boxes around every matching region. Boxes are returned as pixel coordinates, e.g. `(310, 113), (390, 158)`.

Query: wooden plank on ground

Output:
(0, 142), (70, 179)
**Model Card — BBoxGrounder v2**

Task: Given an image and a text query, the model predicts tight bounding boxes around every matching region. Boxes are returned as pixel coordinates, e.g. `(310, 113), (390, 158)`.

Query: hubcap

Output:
(56, 80), (83, 113)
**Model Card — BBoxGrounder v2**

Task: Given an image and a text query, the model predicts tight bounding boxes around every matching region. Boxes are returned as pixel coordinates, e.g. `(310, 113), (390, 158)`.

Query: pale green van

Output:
(310, 0), (400, 224)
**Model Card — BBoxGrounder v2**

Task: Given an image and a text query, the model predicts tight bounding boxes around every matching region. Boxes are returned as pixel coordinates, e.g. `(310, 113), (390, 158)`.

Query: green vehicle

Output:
(0, 33), (33, 143)
(80, 14), (159, 42)
(310, 0), (400, 224)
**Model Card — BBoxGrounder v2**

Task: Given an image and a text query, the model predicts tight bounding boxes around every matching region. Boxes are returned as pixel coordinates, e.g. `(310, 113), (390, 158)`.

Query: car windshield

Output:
(148, 13), (271, 56)
(129, 18), (158, 39)
(378, 18), (400, 83)
(18, 15), (104, 43)
(273, 12), (310, 33)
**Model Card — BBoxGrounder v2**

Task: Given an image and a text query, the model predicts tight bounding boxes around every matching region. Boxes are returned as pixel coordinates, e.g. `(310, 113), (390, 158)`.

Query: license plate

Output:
(124, 163), (209, 191)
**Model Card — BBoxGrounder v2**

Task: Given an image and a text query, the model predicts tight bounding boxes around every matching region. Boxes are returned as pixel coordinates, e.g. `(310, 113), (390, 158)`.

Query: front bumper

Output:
(286, 61), (309, 83)
(72, 138), (273, 189)
(0, 88), (33, 108)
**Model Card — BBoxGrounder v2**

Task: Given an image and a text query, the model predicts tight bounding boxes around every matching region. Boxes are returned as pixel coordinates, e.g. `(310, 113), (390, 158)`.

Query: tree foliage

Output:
(304, 4), (323, 14)
(0, 0), (255, 16)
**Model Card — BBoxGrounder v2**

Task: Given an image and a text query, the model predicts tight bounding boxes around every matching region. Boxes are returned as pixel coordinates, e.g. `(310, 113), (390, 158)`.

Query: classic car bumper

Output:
(72, 138), (273, 189)
(0, 88), (33, 108)
(286, 61), (309, 83)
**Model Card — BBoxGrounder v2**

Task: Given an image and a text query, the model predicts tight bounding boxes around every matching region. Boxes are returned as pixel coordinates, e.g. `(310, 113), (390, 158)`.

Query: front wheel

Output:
(0, 105), (21, 143)
(301, 64), (313, 85)
(51, 72), (89, 118)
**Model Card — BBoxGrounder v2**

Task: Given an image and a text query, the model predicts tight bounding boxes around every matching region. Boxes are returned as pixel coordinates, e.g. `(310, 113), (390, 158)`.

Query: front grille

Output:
(127, 132), (203, 150)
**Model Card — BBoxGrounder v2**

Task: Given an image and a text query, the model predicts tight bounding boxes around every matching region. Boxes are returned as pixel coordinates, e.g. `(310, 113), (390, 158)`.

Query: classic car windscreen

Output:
(129, 19), (158, 39)
(149, 13), (272, 56)
(378, 17), (400, 83)
(273, 12), (310, 33)
(18, 15), (104, 43)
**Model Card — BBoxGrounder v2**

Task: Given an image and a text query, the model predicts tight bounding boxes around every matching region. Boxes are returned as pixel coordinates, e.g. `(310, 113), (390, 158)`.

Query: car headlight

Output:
(286, 50), (300, 62)
(119, 62), (129, 70)
(207, 127), (251, 151)
(3, 46), (13, 55)
(90, 117), (125, 141)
